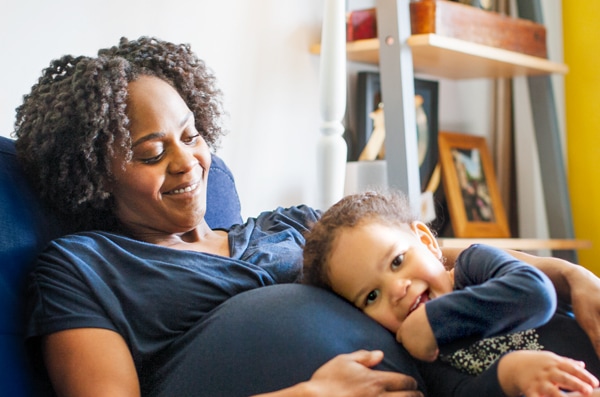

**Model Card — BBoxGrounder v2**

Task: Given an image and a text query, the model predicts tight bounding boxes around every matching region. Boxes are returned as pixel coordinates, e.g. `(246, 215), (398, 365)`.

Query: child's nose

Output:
(388, 278), (411, 304)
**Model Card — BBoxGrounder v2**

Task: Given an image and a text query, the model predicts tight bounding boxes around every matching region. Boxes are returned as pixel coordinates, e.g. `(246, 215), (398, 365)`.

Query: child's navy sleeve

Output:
(426, 244), (557, 345)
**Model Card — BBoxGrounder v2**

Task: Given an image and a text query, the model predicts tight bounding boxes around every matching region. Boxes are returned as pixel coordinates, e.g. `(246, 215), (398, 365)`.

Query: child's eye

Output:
(391, 254), (404, 270)
(365, 289), (380, 306)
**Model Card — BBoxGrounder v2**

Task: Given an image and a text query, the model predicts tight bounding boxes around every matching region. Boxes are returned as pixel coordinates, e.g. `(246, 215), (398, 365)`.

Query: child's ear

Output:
(411, 221), (442, 259)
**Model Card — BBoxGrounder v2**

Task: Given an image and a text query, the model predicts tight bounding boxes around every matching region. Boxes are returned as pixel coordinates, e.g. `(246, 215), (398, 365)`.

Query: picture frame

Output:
(354, 71), (439, 190)
(438, 131), (510, 238)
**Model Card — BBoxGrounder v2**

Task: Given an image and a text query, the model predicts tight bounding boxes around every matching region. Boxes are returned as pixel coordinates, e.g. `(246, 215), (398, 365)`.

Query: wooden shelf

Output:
(438, 238), (591, 251)
(310, 33), (569, 79)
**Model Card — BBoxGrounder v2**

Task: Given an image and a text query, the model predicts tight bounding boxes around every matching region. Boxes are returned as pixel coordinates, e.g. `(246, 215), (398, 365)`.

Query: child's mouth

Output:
(408, 291), (430, 315)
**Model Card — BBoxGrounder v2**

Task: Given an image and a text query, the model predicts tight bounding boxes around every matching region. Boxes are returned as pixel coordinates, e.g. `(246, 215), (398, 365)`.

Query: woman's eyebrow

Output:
(132, 132), (166, 148)
(131, 112), (194, 148)
(180, 112), (193, 127)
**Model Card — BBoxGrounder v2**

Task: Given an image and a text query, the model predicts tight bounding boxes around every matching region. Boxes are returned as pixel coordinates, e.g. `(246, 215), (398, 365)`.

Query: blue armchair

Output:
(0, 135), (243, 396)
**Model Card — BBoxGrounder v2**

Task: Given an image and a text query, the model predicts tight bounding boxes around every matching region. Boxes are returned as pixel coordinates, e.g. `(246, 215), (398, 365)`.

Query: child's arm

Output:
(396, 304), (438, 362)
(444, 247), (600, 359)
(497, 350), (599, 397)
(428, 245), (557, 346)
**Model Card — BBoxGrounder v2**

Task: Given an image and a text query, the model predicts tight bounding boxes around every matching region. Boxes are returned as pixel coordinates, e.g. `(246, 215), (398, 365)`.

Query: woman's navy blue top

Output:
(26, 205), (319, 395)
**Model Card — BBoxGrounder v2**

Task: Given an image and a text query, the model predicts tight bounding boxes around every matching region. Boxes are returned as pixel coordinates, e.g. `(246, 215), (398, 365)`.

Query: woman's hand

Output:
(498, 350), (599, 397)
(396, 305), (439, 362)
(255, 350), (423, 397)
(308, 350), (423, 396)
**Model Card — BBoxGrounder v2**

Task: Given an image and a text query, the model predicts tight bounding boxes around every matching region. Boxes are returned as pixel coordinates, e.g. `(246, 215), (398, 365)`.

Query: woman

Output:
(14, 36), (600, 397)
(16, 36), (422, 397)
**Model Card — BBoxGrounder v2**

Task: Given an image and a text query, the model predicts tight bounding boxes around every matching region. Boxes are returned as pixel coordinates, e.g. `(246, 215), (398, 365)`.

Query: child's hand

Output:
(498, 350), (599, 397)
(396, 305), (439, 362)
(563, 389), (600, 397)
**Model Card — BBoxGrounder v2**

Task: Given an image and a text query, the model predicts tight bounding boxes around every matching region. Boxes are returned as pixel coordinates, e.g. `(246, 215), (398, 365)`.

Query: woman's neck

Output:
(121, 221), (231, 257)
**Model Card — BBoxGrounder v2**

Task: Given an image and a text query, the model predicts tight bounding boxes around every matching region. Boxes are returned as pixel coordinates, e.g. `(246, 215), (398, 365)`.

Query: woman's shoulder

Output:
(251, 204), (321, 231)
(48, 230), (144, 249)
(39, 230), (162, 268)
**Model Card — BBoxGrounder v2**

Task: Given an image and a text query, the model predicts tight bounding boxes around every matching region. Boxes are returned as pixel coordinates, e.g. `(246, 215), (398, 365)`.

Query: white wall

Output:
(1, 0), (325, 219)
(1, 0), (563, 228)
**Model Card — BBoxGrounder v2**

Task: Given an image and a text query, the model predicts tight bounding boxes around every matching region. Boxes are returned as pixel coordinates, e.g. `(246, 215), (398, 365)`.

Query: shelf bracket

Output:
(375, 0), (421, 213)
(516, 1), (577, 262)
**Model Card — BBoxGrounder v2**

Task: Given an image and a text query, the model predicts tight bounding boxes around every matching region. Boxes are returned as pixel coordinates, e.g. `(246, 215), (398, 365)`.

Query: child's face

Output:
(327, 220), (453, 334)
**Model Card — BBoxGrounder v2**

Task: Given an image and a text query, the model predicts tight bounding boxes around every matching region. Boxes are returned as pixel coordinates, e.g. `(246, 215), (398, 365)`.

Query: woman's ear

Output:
(411, 221), (442, 259)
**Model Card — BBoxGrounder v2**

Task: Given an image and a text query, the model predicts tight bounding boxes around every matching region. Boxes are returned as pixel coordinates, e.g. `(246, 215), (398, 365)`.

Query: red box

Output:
(346, 8), (377, 42)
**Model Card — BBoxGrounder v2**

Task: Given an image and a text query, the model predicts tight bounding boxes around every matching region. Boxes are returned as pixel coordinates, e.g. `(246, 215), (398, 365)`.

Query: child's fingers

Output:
(561, 358), (599, 387)
(564, 388), (600, 397)
(552, 359), (599, 395)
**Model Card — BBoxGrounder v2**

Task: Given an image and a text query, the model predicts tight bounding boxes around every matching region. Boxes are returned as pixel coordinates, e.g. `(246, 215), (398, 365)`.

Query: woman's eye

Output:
(140, 153), (164, 164)
(365, 290), (380, 306)
(183, 132), (201, 145)
(137, 150), (165, 164)
(391, 254), (404, 270)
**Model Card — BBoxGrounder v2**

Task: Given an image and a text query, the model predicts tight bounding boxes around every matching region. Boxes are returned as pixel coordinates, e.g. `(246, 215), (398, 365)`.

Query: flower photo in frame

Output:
(438, 131), (510, 238)
(354, 71), (439, 191)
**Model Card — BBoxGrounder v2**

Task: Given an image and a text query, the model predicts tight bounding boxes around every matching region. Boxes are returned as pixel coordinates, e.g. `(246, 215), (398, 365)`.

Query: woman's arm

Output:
(253, 350), (423, 397)
(503, 250), (600, 359)
(46, 333), (423, 397)
(43, 329), (140, 397)
(44, 323), (424, 397)
(442, 247), (600, 358)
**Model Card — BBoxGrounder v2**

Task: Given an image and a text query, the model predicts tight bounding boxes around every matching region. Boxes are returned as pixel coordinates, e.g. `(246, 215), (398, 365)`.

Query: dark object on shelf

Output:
(354, 71), (439, 191)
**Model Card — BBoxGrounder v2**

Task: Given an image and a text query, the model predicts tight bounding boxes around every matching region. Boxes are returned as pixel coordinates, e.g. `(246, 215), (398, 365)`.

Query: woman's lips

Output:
(165, 182), (199, 195)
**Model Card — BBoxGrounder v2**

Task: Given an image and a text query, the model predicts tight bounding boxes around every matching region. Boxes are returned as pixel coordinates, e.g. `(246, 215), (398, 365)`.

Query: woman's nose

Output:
(168, 144), (197, 174)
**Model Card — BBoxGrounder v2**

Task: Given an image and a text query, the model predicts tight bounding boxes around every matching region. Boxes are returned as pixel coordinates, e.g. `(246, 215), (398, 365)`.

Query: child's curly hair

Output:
(14, 36), (226, 231)
(303, 190), (419, 290)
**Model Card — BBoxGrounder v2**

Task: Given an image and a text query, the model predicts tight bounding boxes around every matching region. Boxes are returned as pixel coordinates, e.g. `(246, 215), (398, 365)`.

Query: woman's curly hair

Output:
(302, 190), (418, 290)
(13, 36), (226, 231)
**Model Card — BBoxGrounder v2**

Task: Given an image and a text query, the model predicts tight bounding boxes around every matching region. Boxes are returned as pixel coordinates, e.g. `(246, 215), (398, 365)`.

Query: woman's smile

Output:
(164, 181), (201, 196)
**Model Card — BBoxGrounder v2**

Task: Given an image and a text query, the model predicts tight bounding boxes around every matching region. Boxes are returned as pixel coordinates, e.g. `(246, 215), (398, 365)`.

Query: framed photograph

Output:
(354, 71), (439, 190)
(438, 131), (510, 238)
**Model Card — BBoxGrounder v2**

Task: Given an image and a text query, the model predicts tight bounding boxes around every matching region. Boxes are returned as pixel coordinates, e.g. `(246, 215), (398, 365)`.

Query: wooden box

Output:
(410, 0), (547, 58)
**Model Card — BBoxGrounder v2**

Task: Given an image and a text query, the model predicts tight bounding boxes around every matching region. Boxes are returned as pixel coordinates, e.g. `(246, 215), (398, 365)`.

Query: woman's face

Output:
(327, 220), (452, 334)
(109, 75), (212, 239)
